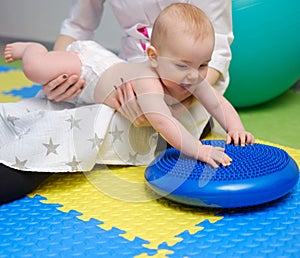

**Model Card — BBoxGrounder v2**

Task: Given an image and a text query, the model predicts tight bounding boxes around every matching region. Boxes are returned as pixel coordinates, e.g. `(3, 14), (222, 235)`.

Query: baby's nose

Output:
(187, 70), (199, 82)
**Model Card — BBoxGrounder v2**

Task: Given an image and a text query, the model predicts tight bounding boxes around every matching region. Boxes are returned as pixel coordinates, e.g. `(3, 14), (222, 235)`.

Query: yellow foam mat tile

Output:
(0, 69), (33, 102)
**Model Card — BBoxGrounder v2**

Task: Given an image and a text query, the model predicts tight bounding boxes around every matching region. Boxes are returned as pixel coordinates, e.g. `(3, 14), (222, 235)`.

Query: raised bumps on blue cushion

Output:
(145, 140), (299, 208)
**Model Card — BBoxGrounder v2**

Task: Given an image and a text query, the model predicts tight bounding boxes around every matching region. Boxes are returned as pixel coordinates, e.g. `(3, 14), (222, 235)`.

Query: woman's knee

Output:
(0, 164), (52, 205)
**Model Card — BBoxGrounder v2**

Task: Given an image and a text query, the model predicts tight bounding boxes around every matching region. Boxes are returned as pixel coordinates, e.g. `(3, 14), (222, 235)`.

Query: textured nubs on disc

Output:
(151, 140), (290, 182)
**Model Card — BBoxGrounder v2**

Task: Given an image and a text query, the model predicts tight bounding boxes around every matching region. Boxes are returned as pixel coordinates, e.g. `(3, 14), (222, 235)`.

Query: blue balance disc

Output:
(145, 140), (299, 208)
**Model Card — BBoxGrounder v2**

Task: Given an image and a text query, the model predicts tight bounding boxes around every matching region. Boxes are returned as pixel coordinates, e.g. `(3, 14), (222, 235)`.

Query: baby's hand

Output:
(226, 130), (255, 146)
(198, 144), (232, 168)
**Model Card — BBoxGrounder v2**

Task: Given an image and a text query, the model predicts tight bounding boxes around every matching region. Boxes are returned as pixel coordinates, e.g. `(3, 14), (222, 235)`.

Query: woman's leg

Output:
(0, 164), (53, 205)
(4, 42), (82, 85)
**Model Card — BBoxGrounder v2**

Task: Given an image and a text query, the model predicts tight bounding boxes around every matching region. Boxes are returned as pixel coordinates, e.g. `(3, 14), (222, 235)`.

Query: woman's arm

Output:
(192, 0), (233, 84)
(206, 67), (221, 87)
(43, 0), (105, 101)
(53, 35), (77, 51)
(59, 0), (105, 43)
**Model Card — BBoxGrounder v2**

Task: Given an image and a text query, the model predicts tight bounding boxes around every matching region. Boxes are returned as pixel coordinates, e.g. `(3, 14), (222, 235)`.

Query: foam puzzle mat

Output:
(0, 64), (300, 257)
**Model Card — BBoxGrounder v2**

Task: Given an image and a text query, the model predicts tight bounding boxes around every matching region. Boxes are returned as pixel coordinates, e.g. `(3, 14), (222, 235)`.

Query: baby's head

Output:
(150, 3), (215, 50)
(147, 3), (215, 94)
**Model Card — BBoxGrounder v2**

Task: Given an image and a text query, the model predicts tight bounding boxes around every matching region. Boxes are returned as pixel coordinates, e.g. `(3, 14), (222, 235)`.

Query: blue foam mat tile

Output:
(158, 181), (300, 258)
(0, 195), (156, 258)
(0, 65), (15, 72)
(0, 65), (41, 98)
(3, 84), (41, 98)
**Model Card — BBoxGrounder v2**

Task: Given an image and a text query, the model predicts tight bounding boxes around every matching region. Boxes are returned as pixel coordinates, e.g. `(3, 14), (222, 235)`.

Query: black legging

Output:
(0, 164), (52, 205)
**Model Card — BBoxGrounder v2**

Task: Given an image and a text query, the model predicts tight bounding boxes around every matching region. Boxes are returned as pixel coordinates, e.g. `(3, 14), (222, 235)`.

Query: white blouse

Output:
(60, 0), (234, 89)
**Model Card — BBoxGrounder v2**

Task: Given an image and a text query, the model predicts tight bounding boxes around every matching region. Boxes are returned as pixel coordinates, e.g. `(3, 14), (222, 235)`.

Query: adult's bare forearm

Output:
(53, 35), (77, 51)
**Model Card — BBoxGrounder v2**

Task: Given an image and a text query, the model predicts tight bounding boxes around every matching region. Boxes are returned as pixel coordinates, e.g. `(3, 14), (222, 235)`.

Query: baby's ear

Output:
(147, 45), (158, 68)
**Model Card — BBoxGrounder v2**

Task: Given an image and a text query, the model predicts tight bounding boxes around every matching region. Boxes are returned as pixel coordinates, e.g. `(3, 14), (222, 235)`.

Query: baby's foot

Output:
(4, 42), (31, 63)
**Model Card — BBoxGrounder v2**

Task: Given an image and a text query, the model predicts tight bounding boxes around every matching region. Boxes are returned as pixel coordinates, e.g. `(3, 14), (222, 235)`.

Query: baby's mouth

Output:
(179, 83), (192, 90)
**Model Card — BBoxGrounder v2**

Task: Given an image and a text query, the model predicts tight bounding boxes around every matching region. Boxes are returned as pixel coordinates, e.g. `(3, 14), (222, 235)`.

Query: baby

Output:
(4, 3), (254, 168)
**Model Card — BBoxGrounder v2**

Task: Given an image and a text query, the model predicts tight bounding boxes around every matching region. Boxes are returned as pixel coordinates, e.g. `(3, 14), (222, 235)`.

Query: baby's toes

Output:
(4, 49), (13, 62)
(4, 55), (13, 63)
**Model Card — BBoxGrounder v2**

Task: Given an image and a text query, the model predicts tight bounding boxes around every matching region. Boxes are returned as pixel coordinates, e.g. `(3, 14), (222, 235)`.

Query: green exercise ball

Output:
(225, 0), (300, 107)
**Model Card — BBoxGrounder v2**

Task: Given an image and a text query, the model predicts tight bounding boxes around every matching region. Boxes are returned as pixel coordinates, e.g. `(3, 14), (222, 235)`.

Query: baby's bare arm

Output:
(193, 79), (255, 146)
(134, 79), (231, 167)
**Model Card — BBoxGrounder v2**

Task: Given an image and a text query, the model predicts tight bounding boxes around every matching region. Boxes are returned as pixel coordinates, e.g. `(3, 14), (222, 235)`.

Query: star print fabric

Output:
(0, 97), (158, 172)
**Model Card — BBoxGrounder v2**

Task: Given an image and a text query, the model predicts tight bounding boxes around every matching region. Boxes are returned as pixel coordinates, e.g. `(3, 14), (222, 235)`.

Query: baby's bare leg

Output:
(4, 42), (81, 85)
(4, 42), (36, 63)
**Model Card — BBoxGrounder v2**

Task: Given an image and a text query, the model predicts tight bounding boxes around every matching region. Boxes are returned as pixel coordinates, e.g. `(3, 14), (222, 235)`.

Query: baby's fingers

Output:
(245, 133), (255, 145)
(239, 133), (246, 147)
(221, 152), (232, 166)
(206, 158), (219, 168)
(226, 132), (240, 145)
(231, 132), (243, 146)
(227, 131), (255, 146)
(210, 147), (232, 167)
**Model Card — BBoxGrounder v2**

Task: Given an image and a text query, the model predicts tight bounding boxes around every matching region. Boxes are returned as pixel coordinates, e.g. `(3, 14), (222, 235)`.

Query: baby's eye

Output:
(199, 64), (208, 70)
(175, 63), (189, 69)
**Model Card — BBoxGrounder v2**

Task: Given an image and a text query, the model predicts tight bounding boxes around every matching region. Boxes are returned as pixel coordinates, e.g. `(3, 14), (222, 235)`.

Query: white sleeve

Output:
(192, 0), (234, 81)
(60, 0), (105, 40)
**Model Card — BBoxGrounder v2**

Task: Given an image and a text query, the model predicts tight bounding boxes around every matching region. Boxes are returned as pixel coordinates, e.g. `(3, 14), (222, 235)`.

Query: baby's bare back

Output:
(94, 61), (158, 109)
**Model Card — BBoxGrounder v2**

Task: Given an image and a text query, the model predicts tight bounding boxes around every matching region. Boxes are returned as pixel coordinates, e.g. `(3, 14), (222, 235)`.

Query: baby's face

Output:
(155, 31), (214, 101)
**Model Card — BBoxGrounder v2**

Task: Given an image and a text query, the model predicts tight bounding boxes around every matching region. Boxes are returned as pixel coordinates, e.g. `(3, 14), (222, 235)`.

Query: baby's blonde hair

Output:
(151, 3), (214, 48)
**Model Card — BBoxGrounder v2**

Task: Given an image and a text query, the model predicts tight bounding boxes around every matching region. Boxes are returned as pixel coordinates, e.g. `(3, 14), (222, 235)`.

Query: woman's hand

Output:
(42, 74), (85, 102)
(114, 81), (150, 127)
